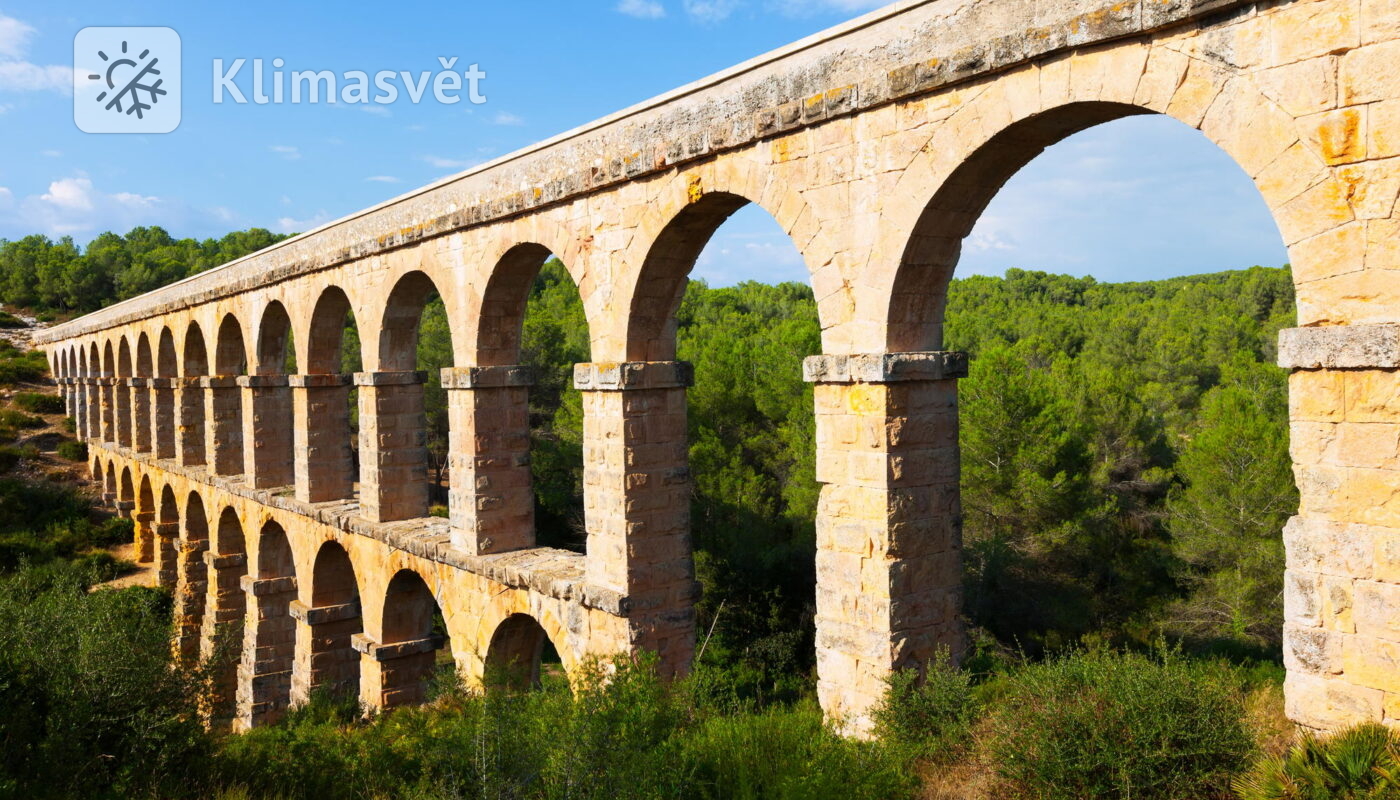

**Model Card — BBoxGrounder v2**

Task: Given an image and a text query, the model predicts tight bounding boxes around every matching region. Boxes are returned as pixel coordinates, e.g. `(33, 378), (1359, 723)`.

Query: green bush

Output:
(0, 562), (209, 798)
(1234, 723), (1400, 800)
(872, 648), (975, 756)
(0, 310), (24, 329)
(55, 440), (87, 462)
(13, 392), (63, 414)
(0, 345), (48, 385)
(0, 409), (44, 429)
(0, 444), (35, 472)
(981, 648), (1254, 800)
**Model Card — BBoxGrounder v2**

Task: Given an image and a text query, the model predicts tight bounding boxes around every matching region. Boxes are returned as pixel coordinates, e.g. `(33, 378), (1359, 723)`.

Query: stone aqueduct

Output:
(31, 0), (1400, 734)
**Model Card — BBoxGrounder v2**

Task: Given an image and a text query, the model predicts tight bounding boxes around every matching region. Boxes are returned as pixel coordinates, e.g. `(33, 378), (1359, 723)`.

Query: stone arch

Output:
(215, 313), (249, 376)
(483, 612), (564, 690)
(377, 271), (453, 372)
(202, 506), (249, 728)
(131, 333), (153, 451)
(238, 518), (297, 728)
(114, 337), (133, 447)
(155, 483), (179, 590)
(254, 301), (294, 375)
(293, 540), (363, 703)
(175, 491), (211, 663)
(306, 286), (360, 374)
(151, 328), (178, 459)
(207, 315), (248, 476)
(873, 57), (1343, 351)
(157, 327), (178, 377)
(372, 568), (449, 708)
(135, 474), (156, 563)
(135, 332), (153, 377)
(102, 460), (116, 499)
(182, 322), (209, 376)
(475, 242), (562, 366)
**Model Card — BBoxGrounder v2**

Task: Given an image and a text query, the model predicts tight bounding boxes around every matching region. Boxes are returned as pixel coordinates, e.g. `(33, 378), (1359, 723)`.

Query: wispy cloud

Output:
(270, 145), (301, 160)
(365, 175), (400, 183)
(421, 155), (480, 169)
(683, 0), (740, 22)
(40, 148), (59, 157)
(618, 0), (667, 18)
(767, 0), (885, 17)
(491, 110), (524, 126)
(0, 13), (70, 94)
(275, 211), (332, 234)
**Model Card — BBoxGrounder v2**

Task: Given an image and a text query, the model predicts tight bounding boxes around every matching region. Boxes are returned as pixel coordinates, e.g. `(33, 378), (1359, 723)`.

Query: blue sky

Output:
(0, 1), (1288, 286)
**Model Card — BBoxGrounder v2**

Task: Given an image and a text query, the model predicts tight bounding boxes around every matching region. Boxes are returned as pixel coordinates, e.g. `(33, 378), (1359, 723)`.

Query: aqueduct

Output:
(33, 0), (1400, 734)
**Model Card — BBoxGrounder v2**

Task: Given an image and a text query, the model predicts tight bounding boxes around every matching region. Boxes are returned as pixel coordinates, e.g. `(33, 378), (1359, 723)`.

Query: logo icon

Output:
(74, 27), (180, 134)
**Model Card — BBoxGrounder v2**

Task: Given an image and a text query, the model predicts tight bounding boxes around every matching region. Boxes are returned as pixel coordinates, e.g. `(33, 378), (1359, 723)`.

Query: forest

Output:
(0, 228), (1341, 800)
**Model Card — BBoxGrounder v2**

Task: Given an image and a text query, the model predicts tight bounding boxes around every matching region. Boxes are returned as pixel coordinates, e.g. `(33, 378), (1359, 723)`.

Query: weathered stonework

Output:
(39, 0), (1400, 734)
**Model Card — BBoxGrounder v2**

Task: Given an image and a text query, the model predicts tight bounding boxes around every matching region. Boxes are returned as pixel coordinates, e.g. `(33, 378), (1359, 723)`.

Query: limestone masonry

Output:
(35, 0), (1400, 734)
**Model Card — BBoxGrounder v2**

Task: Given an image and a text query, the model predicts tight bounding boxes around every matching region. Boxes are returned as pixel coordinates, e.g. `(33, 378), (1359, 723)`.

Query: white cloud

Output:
(13, 177), (163, 235)
(39, 148), (59, 157)
(275, 211), (332, 234)
(0, 13), (33, 59)
(0, 13), (71, 94)
(359, 104), (391, 117)
(422, 154), (480, 169)
(0, 187), (12, 209)
(618, 0), (667, 18)
(683, 0), (740, 22)
(492, 110), (524, 126)
(0, 60), (70, 92)
(365, 175), (400, 183)
(768, 0), (884, 16)
(0, 102), (10, 113)
(270, 145), (301, 160)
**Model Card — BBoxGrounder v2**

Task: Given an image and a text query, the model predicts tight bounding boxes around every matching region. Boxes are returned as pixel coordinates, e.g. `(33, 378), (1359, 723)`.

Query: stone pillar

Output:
(353, 632), (445, 710)
(132, 509), (155, 564)
(202, 550), (248, 730)
(99, 377), (116, 443)
(803, 352), (967, 738)
(290, 600), (362, 704)
(153, 521), (179, 590)
(84, 378), (101, 442)
(114, 499), (135, 519)
(291, 374), (355, 503)
(130, 378), (151, 452)
(355, 371), (428, 522)
(443, 365), (535, 555)
(203, 376), (244, 477)
(575, 361), (697, 678)
(1277, 326), (1400, 731)
(173, 536), (210, 663)
(114, 377), (132, 447)
(151, 378), (177, 460)
(175, 378), (206, 467)
(74, 379), (90, 440)
(236, 574), (297, 730)
(240, 375), (294, 489)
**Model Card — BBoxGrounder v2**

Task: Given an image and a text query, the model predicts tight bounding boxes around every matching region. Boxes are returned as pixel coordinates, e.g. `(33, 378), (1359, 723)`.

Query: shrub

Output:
(56, 440), (87, 462)
(1233, 723), (1400, 800)
(0, 310), (24, 329)
(0, 346), (48, 385)
(872, 648), (975, 755)
(0, 409), (44, 429)
(13, 392), (63, 414)
(981, 647), (1254, 800)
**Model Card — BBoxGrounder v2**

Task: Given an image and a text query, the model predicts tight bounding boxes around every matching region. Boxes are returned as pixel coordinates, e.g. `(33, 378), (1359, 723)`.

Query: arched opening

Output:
(155, 484), (179, 590)
(133, 333), (153, 452)
(623, 191), (820, 682)
(102, 461), (116, 503)
(365, 271), (455, 522)
(467, 244), (590, 554)
(154, 328), (179, 459)
(296, 541), (362, 703)
(877, 104), (1295, 658)
(136, 475), (156, 564)
(85, 343), (100, 442)
(101, 340), (116, 442)
(115, 338), (133, 447)
(203, 507), (249, 727)
(180, 323), (209, 467)
(298, 287), (361, 504)
(175, 492), (210, 663)
(210, 314), (248, 476)
(241, 519), (297, 727)
(118, 466), (134, 513)
(375, 569), (449, 708)
(484, 613), (563, 691)
(246, 303), (296, 489)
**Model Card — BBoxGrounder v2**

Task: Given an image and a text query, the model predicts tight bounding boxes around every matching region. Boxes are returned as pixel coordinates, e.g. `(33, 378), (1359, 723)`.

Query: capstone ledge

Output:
(1279, 326), (1400, 370)
(803, 352), (969, 384)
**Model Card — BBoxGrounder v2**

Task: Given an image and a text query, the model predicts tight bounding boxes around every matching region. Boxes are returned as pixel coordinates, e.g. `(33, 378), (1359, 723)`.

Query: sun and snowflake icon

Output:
(88, 40), (166, 119)
(74, 27), (181, 134)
